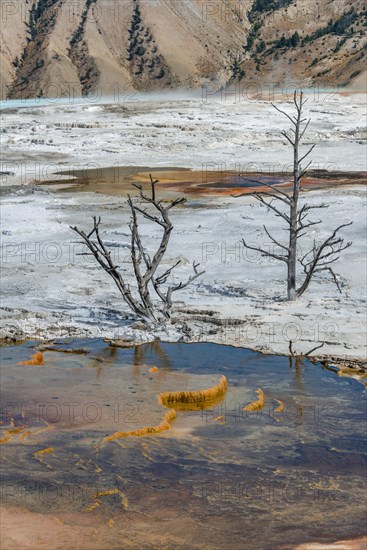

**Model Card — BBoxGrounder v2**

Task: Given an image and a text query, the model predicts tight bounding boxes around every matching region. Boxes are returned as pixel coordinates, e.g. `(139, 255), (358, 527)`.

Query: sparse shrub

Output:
(333, 36), (347, 53)
(257, 40), (266, 53)
(135, 46), (145, 57)
(156, 68), (165, 79)
(290, 31), (300, 47)
(230, 54), (245, 80)
(350, 70), (361, 79)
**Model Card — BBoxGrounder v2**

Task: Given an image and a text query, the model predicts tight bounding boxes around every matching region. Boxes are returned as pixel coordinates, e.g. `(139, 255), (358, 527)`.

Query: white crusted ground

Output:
(0, 93), (366, 359)
(1, 92), (366, 187)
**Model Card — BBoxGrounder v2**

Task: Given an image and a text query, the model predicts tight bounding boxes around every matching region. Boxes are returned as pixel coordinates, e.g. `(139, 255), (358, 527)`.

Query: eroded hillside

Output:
(0, 0), (366, 99)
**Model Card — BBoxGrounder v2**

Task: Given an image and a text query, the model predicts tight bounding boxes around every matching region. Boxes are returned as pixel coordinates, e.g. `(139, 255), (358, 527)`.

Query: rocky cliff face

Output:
(1, 0), (366, 100)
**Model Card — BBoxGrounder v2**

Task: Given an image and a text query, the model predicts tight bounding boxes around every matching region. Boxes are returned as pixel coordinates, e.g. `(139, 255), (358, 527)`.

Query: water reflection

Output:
(133, 340), (173, 369)
(289, 355), (305, 391)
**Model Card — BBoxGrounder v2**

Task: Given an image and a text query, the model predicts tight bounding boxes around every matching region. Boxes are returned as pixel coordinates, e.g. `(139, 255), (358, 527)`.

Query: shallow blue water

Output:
(0, 339), (366, 549)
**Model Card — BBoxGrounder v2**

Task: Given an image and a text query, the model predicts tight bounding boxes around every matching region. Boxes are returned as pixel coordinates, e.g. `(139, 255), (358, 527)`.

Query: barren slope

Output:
(0, 0), (366, 99)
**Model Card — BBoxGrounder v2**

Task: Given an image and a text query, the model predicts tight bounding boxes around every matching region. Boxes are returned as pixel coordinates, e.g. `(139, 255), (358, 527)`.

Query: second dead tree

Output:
(236, 91), (352, 301)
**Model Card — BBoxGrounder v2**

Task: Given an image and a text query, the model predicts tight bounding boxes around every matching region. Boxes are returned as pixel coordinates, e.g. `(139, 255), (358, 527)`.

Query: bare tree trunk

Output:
(287, 94), (302, 300)
(235, 91), (352, 300)
(288, 202), (298, 300)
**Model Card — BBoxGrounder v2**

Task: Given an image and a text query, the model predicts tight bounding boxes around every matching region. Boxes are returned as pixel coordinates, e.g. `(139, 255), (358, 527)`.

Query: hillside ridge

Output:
(1, 0), (366, 99)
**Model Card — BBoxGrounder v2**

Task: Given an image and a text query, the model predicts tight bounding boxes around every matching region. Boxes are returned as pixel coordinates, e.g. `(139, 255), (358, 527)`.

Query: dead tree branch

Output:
(304, 342), (325, 356)
(71, 175), (204, 324)
(288, 340), (325, 358)
(297, 222), (352, 297)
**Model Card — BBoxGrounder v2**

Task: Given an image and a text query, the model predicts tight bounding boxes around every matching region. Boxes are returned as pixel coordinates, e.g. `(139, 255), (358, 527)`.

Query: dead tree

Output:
(235, 91), (352, 300)
(71, 175), (204, 324)
(288, 340), (325, 368)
